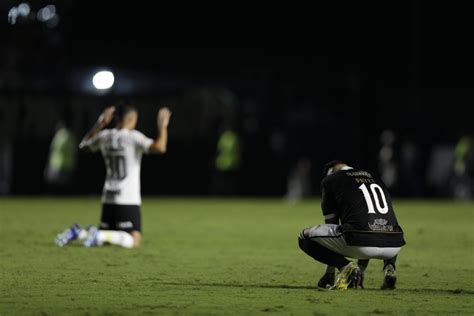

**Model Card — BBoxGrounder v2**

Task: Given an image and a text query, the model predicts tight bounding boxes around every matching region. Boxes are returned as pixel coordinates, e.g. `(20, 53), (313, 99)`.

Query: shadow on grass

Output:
(390, 288), (474, 295)
(156, 281), (474, 295)
(158, 281), (315, 290)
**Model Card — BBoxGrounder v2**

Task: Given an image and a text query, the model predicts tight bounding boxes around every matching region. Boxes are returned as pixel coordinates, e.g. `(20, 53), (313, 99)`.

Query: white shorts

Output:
(305, 224), (401, 260)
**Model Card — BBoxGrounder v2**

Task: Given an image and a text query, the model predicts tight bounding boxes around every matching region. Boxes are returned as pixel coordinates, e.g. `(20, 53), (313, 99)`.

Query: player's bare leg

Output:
(130, 231), (141, 247)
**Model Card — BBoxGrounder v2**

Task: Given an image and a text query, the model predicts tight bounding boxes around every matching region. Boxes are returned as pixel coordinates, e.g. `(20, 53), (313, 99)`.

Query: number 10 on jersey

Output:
(359, 183), (389, 214)
(105, 155), (126, 180)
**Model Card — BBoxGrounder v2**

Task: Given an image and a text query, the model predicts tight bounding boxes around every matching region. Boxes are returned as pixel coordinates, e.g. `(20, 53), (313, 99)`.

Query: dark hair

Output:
(115, 102), (137, 124)
(322, 160), (345, 178)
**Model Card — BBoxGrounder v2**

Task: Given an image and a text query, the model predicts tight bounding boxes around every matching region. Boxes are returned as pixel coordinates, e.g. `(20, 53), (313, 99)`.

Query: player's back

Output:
(321, 168), (405, 247)
(98, 128), (153, 205)
(101, 129), (141, 180)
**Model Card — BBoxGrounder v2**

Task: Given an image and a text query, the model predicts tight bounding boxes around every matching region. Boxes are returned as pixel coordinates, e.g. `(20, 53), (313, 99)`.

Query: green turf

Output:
(0, 198), (473, 315)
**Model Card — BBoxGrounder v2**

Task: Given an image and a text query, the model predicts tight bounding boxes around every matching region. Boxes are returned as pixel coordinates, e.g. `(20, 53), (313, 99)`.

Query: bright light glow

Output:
(92, 71), (115, 90)
(17, 3), (30, 17)
(37, 4), (56, 22)
(8, 7), (19, 25)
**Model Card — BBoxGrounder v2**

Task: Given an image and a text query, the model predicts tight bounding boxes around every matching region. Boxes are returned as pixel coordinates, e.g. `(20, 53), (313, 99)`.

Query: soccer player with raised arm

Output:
(55, 104), (171, 248)
(298, 160), (406, 290)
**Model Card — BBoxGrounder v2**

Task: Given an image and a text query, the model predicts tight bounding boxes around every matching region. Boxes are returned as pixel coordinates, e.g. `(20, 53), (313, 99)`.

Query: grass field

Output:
(0, 198), (473, 315)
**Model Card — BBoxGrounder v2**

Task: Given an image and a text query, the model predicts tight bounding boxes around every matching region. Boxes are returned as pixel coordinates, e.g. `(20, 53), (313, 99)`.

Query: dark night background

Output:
(0, 1), (472, 197)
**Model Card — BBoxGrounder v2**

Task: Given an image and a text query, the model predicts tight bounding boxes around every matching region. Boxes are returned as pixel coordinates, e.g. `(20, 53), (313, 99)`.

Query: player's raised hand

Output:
(157, 107), (172, 129)
(98, 106), (116, 127)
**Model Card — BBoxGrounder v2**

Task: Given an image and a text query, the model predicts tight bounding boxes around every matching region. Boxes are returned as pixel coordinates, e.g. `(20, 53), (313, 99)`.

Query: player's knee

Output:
(133, 238), (140, 248)
(298, 231), (310, 251)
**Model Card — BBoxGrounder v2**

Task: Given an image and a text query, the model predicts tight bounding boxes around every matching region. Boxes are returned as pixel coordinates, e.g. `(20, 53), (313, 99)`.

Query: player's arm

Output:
(79, 106), (115, 149)
(321, 181), (339, 225)
(148, 107), (171, 154)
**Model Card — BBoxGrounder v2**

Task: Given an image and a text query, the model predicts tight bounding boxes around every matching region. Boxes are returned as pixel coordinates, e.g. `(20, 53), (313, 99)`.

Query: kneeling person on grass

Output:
(298, 160), (406, 290)
(55, 103), (171, 248)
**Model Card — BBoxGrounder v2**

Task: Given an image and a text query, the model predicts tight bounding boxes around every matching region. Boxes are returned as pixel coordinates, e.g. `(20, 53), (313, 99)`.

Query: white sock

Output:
(96, 230), (134, 248)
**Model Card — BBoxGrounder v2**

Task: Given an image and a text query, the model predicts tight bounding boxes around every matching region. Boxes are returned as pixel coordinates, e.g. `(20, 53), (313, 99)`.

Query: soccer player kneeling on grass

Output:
(298, 160), (406, 290)
(55, 103), (171, 248)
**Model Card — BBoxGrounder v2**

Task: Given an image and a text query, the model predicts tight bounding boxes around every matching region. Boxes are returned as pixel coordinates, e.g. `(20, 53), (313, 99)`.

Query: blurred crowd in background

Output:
(0, 1), (472, 199)
(1, 92), (472, 200)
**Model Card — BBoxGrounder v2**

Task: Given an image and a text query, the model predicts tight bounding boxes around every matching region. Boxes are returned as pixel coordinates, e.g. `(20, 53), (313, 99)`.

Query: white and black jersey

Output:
(81, 128), (153, 205)
(321, 168), (406, 248)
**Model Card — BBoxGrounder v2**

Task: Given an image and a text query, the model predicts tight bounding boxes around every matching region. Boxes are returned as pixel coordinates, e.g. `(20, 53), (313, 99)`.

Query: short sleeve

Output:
(321, 177), (338, 221)
(132, 131), (154, 153)
(79, 130), (107, 152)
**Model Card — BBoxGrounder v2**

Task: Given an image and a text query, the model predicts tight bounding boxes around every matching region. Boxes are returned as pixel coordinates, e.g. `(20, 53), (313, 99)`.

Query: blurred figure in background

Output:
(0, 136), (13, 195)
(378, 130), (399, 194)
(399, 138), (422, 197)
(286, 157), (312, 204)
(0, 108), (13, 195)
(55, 104), (172, 248)
(211, 125), (242, 195)
(452, 133), (474, 200)
(44, 120), (77, 194)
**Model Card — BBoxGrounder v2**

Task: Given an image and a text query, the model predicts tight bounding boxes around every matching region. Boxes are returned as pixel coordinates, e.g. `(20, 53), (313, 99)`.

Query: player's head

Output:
(322, 160), (347, 177)
(115, 103), (138, 129)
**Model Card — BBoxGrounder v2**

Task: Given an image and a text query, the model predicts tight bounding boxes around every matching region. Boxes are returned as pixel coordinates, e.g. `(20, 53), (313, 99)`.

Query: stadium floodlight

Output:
(8, 7), (19, 24)
(37, 4), (56, 22)
(8, 3), (30, 25)
(17, 3), (31, 17)
(92, 71), (115, 90)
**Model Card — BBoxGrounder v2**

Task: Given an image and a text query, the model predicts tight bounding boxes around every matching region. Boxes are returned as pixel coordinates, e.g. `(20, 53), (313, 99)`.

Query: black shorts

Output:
(100, 204), (141, 233)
